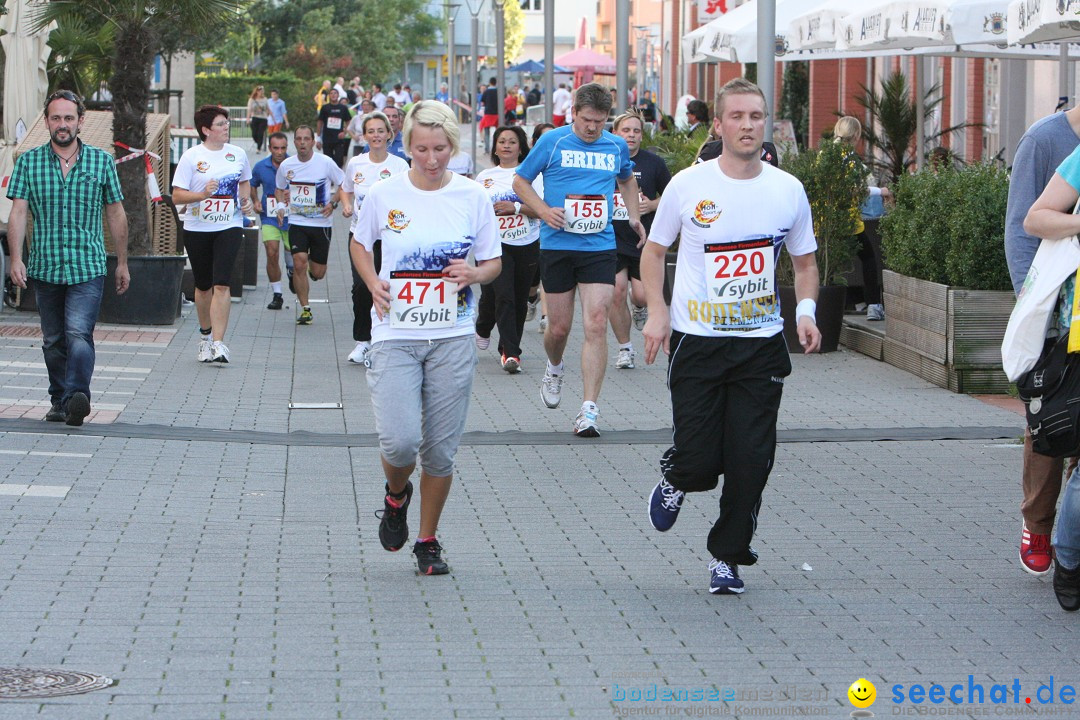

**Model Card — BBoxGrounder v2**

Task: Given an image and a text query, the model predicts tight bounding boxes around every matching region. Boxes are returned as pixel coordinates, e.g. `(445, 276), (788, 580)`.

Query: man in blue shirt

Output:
(267, 90), (289, 133)
(249, 131), (293, 309)
(513, 82), (646, 437)
(383, 106), (409, 163)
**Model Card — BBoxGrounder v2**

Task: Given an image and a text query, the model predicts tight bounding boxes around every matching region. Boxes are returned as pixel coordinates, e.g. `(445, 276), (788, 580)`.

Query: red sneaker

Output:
(1020, 524), (1053, 576)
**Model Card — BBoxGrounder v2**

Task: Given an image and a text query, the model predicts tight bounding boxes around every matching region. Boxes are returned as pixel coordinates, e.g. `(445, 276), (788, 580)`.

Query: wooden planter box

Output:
(882, 269), (1013, 394)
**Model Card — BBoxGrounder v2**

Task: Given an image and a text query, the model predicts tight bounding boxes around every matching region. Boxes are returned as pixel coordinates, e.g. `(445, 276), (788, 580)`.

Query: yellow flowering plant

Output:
(780, 141), (868, 286)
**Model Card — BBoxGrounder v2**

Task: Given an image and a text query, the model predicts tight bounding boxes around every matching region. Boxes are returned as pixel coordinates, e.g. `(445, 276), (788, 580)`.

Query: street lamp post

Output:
(446, 3), (461, 113)
(634, 26), (647, 111)
(616, 0), (629, 113)
(495, 0), (505, 133)
(465, 0), (485, 172)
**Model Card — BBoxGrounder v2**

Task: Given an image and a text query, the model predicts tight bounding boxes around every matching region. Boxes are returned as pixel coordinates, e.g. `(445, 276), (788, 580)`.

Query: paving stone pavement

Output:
(1, 154), (1073, 719)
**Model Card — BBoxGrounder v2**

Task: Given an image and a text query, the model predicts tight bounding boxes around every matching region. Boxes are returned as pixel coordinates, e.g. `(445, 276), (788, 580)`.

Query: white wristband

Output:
(795, 298), (817, 324)
(514, 201), (522, 214)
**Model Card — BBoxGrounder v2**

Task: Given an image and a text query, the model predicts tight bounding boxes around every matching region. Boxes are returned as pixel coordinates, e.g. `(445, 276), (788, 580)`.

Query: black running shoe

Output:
(375, 481), (413, 551)
(267, 293), (283, 310)
(45, 401), (64, 422)
(64, 392), (90, 427)
(287, 267), (295, 294)
(413, 538), (449, 575)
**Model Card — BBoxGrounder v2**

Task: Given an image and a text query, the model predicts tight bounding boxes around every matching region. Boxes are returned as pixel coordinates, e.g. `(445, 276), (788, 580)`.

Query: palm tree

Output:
(33, 1), (240, 255)
(853, 71), (976, 184)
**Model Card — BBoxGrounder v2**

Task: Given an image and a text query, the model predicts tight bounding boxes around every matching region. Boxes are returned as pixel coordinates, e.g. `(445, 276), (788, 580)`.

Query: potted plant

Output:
(34, 1), (241, 325)
(778, 141), (867, 352)
(873, 162), (1013, 393)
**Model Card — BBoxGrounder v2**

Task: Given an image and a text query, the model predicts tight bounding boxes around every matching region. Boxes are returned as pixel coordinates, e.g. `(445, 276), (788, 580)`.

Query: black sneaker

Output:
(287, 267), (295, 294)
(267, 293), (283, 310)
(375, 481), (413, 551)
(64, 392), (90, 427)
(45, 401), (65, 422)
(1053, 559), (1080, 611)
(413, 538), (449, 575)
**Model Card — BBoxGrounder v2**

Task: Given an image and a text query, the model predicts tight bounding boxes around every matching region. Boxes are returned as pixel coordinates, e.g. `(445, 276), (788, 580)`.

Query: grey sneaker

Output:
(540, 368), (562, 408)
(525, 298), (539, 321)
(615, 346), (635, 369)
(866, 303), (885, 321)
(197, 338), (213, 363)
(573, 403), (600, 437)
(538, 316), (547, 333)
(632, 305), (648, 331)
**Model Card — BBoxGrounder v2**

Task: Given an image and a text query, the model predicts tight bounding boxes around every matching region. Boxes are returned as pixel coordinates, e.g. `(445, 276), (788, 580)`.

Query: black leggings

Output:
(475, 241), (539, 358)
(250, 117), (268, 150)
(351, 239), (381, 342)
(185, 227), (243, 290)
(856, 231), (882, 305)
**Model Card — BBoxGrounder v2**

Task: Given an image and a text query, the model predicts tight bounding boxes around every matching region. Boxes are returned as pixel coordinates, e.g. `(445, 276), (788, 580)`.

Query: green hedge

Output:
(879, 163), (1011, 291)
(194, 74), (320, 129)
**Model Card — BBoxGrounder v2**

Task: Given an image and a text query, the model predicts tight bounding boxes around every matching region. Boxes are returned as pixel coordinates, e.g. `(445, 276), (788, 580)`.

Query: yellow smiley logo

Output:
(848, 678), (876, 709)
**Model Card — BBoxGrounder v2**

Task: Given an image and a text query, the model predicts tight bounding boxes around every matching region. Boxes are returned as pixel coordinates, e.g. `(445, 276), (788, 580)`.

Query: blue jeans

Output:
(1055, 467), (1080, 570)
(34, 276), (104, 408)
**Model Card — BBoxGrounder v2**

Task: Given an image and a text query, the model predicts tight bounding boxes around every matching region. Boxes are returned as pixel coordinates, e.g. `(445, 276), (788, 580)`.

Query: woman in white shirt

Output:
(341, 111), (410, 365)
(171, 105), (253, 364)
(473, 126), (542, 373)
(350, 101), (501, 576)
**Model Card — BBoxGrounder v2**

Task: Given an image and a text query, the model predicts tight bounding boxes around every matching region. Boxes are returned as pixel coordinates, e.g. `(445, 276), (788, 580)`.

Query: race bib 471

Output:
(388, 270), (457, 329)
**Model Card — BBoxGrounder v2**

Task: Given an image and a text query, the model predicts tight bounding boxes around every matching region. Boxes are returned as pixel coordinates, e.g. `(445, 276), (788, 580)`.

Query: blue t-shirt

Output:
(516, 125), (634, 252)
(388, 133), (408, 163)
(1050, 145), (1080, 332)
(251, 155), (288, 229)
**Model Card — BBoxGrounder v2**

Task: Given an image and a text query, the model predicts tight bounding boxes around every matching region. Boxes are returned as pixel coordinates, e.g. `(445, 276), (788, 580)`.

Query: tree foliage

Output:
(503, 0), (524, 63)
(249, 0), (439, 82)
(853, 71), (975, 184)
(779, 61), (808, 149)
(32, 0), (245, 256)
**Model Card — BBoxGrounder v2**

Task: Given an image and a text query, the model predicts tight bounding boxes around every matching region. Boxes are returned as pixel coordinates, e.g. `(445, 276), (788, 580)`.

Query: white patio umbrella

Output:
(699, 0), (811, 63)
(0, 0), (55, 225)
(789, 0), (865, 51)
(1007, 0), (1080, 44)
(681, 23), (713, 64)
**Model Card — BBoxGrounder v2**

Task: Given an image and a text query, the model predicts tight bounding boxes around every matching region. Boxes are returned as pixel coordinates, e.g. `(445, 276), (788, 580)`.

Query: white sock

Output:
(582, 401), (598, 411)
(546, 360), (564, 375)
(619, 342), (632, 351)
(271, 281), (282, 294)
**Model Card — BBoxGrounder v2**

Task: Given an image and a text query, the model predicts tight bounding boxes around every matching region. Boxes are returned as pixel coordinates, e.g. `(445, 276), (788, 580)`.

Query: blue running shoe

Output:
(709, 559), (745, 595)
(648, 478), (684, 532)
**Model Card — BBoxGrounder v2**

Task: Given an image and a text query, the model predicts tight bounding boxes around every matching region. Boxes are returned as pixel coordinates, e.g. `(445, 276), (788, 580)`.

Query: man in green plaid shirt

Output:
(5, 90), (129, 427)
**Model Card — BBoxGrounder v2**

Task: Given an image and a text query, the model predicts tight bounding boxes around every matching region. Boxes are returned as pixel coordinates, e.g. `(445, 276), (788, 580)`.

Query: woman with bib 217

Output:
(350, 101), (502, 575)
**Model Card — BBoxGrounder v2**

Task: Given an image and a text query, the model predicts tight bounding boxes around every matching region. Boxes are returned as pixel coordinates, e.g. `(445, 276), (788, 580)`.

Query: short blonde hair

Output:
(713, 78), (768, 118)
(362, 111), (392, 135)
(833, 115), (861, 144)
(613, 110), (645, 132)
(403, 100), (460, 156)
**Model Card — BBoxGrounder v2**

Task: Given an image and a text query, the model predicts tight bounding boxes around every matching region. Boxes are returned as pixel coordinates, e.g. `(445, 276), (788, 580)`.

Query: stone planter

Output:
(98, 254), (187, 325)
(882, 269), (1013, 393)
(779, 285), (847, 353)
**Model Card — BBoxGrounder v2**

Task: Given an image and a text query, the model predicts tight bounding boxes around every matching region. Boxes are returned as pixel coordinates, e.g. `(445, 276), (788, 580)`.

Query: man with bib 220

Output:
(275, 125), (345, 325)
(512, 82), (646, 437)
(641, 78), (821, 596)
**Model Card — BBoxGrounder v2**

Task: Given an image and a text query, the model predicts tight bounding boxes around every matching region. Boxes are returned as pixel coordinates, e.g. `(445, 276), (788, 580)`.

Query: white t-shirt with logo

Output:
(353, 172), (501, 343)
(172, 143), (252, 233)
(649, 160), (816, 338)
(274, 153), (345, 228)
(474, 166), (543, 247)
(342, 152), (410, 234)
